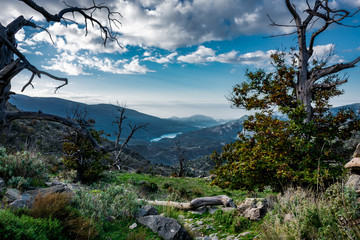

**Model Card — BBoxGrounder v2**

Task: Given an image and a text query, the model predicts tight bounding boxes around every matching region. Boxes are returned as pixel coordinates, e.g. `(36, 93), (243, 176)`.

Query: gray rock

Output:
(4, 188), (21, 203)
(238, 231), (251, 236)
(238, 198), (268, 220)
(0, 178), (5, 190)
(137, 215), (191, 240)
(346, 174), (360, 192)
(196, 220), (203, 225)
(208, 206), (219, 214)
(129, 223), (137, 229)
(45, 180), (65, 187)
(136, 205), (159, 218)
(190, 206), (207, 215)
(24, 184), (73, 197)
(9, 194), (33, 209)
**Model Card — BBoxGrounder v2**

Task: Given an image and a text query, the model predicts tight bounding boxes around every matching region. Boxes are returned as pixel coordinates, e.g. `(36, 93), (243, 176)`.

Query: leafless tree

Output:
(112, 103), (146, 170)
(0, 0), (121, 150)
(269, 0), (360, 122)
(172, 138), (187, 177)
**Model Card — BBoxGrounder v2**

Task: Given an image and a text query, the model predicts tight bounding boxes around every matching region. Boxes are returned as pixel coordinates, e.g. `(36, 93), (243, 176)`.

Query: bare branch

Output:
(19, 0), (122, 47)
(312, 79), (347, 89)
(285, 0), (302, 27)
(310, 57), (360, 83)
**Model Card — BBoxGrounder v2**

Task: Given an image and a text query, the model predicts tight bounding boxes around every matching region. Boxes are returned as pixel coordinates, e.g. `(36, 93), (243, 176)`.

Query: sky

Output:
(1, 0), (360, 119)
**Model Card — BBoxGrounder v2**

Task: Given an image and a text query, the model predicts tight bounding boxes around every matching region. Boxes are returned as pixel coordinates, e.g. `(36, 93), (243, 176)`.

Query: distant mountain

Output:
(168, 115), (224, 128)
(129, 116), (248, 166)
(9, 94), (198, 143)
(330, 103), (360, 115)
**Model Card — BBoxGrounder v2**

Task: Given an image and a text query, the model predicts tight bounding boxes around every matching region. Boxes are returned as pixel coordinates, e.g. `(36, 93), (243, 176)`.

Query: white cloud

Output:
(144, 52), (178, 64)
(177, 46), (275, 66)
(42, 52), (153, 75)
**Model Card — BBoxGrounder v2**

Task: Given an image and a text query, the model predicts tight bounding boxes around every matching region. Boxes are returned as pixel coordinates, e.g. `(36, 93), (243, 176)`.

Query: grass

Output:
(101, 171), (253, 203)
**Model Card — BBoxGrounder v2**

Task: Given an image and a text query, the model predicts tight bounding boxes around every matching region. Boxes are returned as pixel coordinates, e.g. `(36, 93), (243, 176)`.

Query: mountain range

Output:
(10, 95), (359, 167)
(9, 94), (242, 165)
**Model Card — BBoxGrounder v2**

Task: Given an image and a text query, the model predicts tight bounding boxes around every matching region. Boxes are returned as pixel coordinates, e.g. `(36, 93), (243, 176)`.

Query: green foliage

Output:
(0, 208), (65, 240)
(72, 184), (139, 220)
(103, 171), (249, 202)
(259, 184), (360, 240)
(62, 116), (110, 183)
(213, 209), (252, 233)
(100, 217), (161, 240)
(212, 53), (360, 191)
(0, 148), (48, 189)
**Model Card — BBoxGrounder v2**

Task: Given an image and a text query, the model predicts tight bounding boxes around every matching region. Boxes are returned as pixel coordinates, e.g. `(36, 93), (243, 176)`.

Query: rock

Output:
(45, 180), (65, 187)
(346, 174), (360, 192)
(4, 188), (21, 203)
(9, 194), (33, 209)
(196, 220), (203, 225)
(129, 223), (137, 229)
(137, 215), (191, 240)
(190, 206), (207, 215)
(136, 205), (159, 218)
(208, 206), (219, 214)
(24, 184), (74, 197)
(238, 231), (251, 237)
(238, 198), (268, 221)
(0, 178), (5, 190)
(206, 225), (214, 230)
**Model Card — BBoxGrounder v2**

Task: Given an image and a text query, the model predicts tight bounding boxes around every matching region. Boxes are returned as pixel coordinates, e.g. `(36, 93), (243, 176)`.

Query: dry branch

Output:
(141, 195), (237, 210)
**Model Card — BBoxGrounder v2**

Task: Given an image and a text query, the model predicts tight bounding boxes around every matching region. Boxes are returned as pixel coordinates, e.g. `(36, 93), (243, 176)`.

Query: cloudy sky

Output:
(2, 0), (360, 119)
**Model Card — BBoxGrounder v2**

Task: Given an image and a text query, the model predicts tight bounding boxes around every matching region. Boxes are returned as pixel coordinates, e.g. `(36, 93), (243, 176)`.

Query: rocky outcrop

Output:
(237, 198), (268, 221)
(137, 215), (191, 240)
(2, 181), (78, 209)
(345, 143), (360, 192)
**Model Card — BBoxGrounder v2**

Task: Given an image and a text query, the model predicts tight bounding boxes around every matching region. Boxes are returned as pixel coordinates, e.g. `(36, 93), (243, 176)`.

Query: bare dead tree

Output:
(0, 0), (122, 151)
(269, 0), (360, 122)
(172, 138), (187, 177)
(112, 103), (146, 170)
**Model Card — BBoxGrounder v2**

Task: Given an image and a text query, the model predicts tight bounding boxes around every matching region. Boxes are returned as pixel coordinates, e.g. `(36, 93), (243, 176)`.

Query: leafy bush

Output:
(73, 184), (139, 220)
(0, 208), (65, 240)
(0, 148), (48, 189)
(259, 184), (360, 240)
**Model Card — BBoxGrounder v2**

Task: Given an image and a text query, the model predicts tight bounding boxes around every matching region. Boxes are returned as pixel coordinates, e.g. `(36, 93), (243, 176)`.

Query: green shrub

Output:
(259, 184), (360, 240)
(213, 209), (252, 233)
(73, 184), (139, 220)
(0, 208), (65, 240)
(0, 148), (48, 189)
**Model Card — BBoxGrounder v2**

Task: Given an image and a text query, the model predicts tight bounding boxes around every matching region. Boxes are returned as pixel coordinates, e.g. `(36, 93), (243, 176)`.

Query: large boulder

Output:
(137, 215), (191, 240)
(9, 194), (34, 209)
(237, 198), (268, 221)
(3, 188), (21, 203)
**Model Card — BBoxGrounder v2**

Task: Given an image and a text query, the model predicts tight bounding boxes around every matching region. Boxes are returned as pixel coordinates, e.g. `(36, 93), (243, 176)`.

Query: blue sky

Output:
(2, 0), (360, 119)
